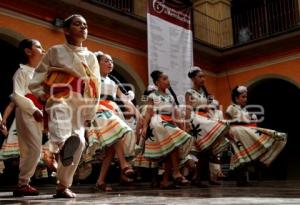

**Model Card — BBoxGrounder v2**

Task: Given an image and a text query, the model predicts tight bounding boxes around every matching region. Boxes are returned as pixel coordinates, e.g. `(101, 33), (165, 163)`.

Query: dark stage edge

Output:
(0, 181), (300, 204)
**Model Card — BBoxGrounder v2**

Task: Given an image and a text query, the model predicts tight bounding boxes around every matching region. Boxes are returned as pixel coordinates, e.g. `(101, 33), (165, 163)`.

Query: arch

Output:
(245, 74), (300, 90)
(0, 29), (24, 123)
(112, 57), (146, 104)
(246, 77), (300, 180)
(0, 28), (25, 47)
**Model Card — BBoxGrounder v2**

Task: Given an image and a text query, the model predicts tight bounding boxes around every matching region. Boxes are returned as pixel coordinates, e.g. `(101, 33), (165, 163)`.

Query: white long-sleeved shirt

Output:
(12, 64), (39, 115)
(29, 43), (101, 120)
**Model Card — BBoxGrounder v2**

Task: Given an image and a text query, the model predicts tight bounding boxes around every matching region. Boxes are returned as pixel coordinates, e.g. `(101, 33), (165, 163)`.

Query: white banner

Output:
(147, 0), (193, 103)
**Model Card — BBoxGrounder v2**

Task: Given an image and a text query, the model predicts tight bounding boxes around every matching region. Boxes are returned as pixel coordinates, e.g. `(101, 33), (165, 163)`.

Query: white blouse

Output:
(226, 103), (257, 123)
(186, 88), (208, 109)
(148, 91), (175, 114)
(101, 76), (118, 99)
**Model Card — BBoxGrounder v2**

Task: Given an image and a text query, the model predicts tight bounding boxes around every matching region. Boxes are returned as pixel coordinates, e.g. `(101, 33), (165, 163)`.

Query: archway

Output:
(111, 57), (146, 105)
(0, 28), (24, 113)
(0, 39), (20, 122)
(247, 77), (300, 180)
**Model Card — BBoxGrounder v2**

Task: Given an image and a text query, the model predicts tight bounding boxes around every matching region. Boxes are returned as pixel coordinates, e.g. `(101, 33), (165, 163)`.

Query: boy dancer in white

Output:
(13, 39), (45, 196)
(29, 14), (100, 198)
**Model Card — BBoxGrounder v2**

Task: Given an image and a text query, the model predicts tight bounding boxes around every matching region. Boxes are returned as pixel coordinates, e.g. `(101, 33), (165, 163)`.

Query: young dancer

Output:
(29, 14), (101, 198)
(85, 52), (141, 191)
(12, 39), (45, 196)
(226, 85), (287, 186)
(184, 67), (229, 186)
(142, 70), (191, 188)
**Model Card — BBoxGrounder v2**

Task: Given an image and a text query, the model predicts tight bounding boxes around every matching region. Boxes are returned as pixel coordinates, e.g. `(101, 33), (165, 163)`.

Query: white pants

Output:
(15, 108), (43, 185)
(45, 93), (91, 188)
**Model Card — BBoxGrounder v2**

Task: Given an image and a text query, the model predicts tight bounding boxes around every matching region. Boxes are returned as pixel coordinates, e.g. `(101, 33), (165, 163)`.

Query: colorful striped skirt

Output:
(144, 114), (191, 159)
(229, 125), (287, 169)
(190, 112), (229, 153)
(121, 131), (136, 159)
(99, 100), (136, 159)
(0, 120), (19, 160)
(85, 105), (132, 161)
(133, 154), (159, 168)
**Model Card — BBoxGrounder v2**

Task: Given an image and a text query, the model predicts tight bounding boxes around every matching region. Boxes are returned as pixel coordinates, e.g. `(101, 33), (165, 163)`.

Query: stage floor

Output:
(0, 181), (300, 204)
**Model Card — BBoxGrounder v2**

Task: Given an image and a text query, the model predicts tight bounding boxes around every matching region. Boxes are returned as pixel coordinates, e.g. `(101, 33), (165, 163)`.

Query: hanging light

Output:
(52, 17), (64, 28)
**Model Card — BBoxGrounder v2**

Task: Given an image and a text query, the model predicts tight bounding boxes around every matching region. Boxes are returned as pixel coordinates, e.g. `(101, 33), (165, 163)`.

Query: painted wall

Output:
(213, 57), (300, 111)
(0, 12), (148, 88)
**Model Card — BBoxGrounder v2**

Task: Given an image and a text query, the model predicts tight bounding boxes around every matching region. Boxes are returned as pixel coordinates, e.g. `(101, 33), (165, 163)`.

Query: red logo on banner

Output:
(149, 0), (192, 30)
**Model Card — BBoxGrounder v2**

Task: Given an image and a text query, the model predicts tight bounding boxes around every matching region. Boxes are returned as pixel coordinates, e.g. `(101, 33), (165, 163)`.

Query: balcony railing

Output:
(88, 0), (133, 13)
(232, 0), (300, 45)
(194, 0), (300, 49)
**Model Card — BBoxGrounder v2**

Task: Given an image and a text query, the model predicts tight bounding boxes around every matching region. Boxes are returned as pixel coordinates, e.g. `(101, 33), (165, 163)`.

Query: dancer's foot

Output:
(13, 184), (39, 197)
(122, 166), (135, 178)
(53, 188), (76, 198)
(60, 135), (80, 166)
(172, 174), (189, 186)
(95, 183), (113, 192)
(120, 175), (134, 186)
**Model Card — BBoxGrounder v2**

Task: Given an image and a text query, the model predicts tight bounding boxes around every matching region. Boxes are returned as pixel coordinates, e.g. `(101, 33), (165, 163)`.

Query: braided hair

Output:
(150, 70), (180, 106)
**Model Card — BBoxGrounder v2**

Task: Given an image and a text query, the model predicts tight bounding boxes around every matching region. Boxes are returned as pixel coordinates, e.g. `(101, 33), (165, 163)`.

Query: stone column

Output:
(133, 0), (147, 18)
(193, 0), (233, 47)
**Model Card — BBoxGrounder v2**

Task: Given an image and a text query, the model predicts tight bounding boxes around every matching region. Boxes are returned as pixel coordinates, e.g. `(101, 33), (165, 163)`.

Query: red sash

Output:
(99, 100), (114, 111)
(231, 123), (257, 127)
(241, 123), (257, 127)
(25, 93), (48, 130)
(25, 93), (43, 110)
(196, 111), (209, 118)
(160, 114), (173, 123)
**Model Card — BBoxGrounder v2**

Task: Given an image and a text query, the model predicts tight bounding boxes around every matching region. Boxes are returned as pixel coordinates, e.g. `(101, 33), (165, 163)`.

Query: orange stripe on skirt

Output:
(146, 130), (184, 148)
(231, 134), (270, 161)
(196, 122), (223, 146)
(88, 120), (119, 137)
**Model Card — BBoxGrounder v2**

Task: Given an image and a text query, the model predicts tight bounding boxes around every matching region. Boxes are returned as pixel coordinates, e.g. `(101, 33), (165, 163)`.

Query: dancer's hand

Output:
(0, 123), (8, 137)
(136, 117), (143, 131)
(141, 126), (148, 139)
(137, 115), (144, 125)
(33, 110), (43, 122)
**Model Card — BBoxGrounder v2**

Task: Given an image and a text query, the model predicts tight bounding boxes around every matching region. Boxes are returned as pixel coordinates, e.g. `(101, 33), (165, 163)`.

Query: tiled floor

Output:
(0, 181), (300, 204)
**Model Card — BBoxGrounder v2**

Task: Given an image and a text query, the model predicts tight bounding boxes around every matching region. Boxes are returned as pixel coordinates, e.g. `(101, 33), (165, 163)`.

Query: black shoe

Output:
(60, 135), (80, 166)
